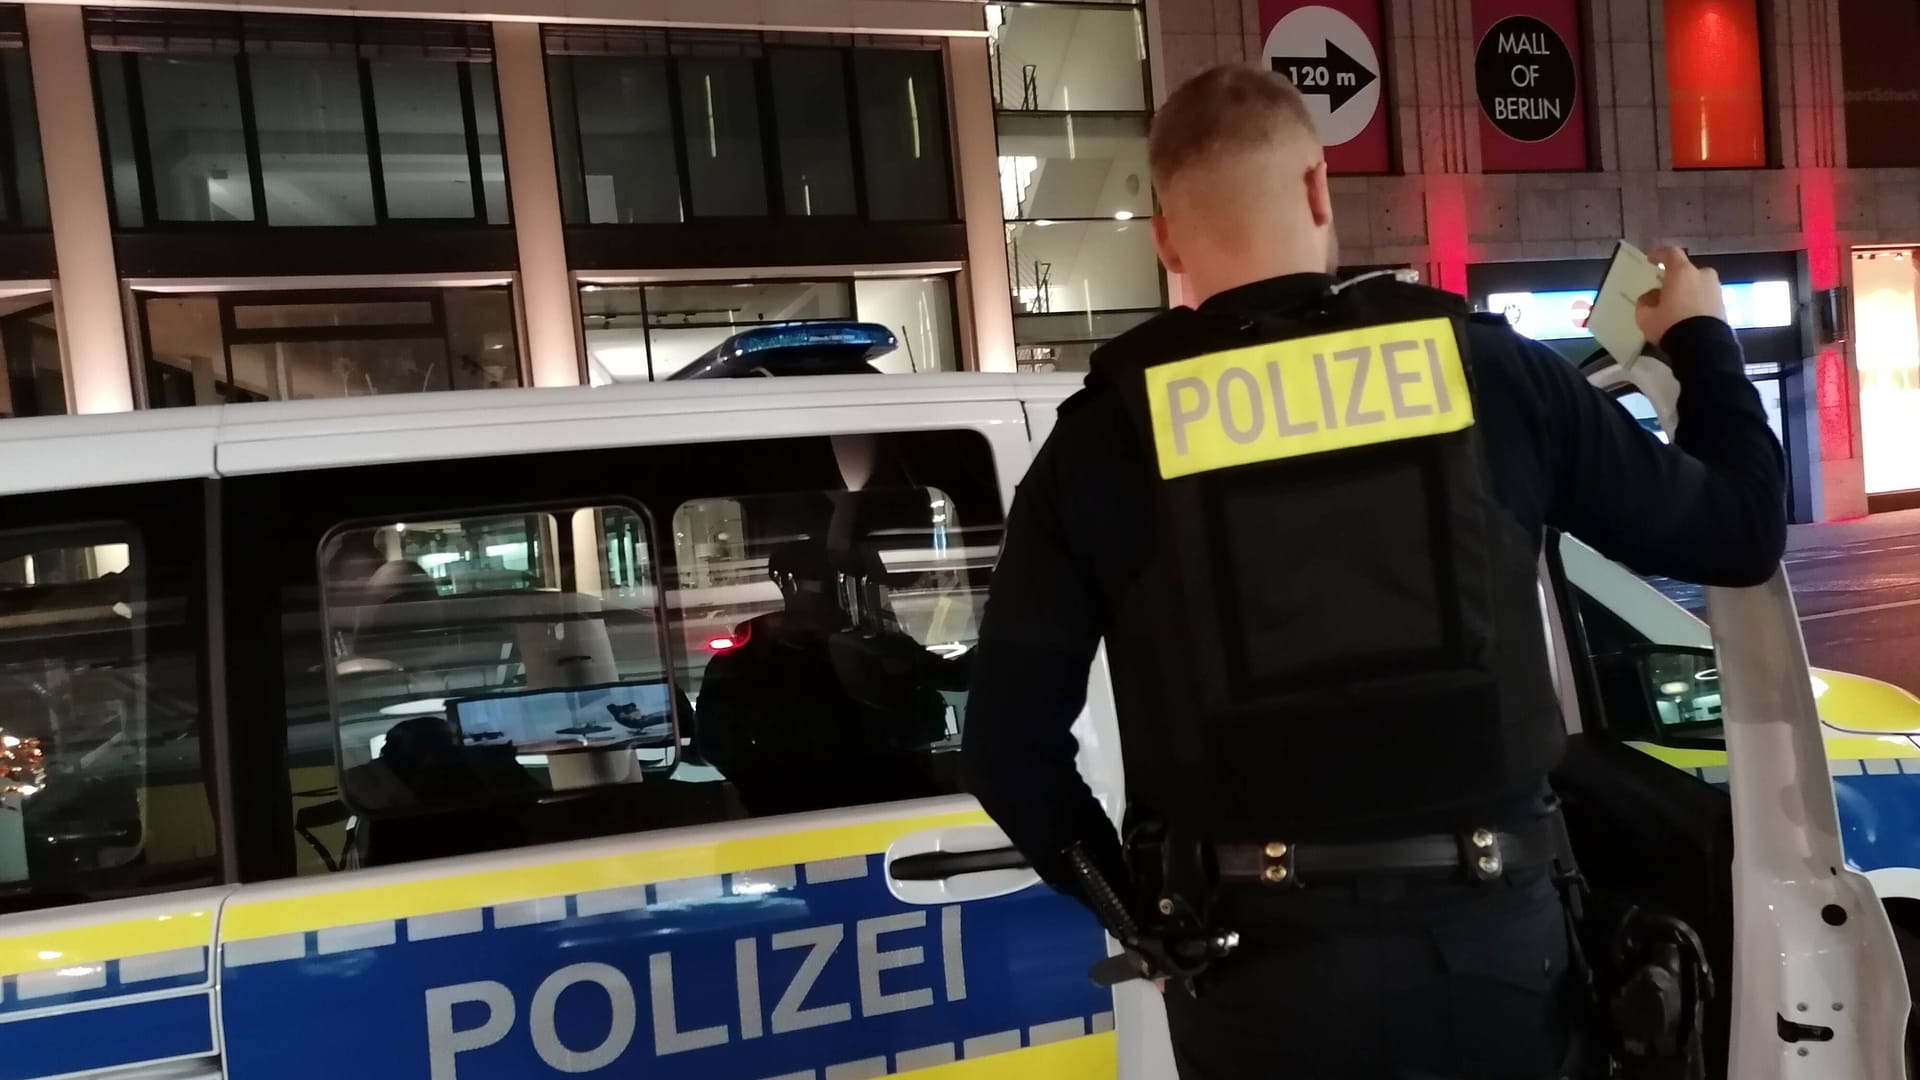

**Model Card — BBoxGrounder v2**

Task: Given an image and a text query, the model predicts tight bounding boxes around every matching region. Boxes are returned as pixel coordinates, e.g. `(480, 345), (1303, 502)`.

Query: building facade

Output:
(1, 0), (1918, 521)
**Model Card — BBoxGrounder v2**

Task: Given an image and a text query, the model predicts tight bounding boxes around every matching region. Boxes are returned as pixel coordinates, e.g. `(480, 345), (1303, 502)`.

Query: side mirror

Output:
(1594, 643), (1722, 739)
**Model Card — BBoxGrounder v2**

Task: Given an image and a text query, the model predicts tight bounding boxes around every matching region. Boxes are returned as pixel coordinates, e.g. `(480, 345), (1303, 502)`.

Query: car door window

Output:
(0, 483), (218, 912)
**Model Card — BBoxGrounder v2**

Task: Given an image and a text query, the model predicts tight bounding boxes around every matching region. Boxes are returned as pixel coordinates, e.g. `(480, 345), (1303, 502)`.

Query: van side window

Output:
(312, 504), (671, 867)
(240, 428), (1002, 877)
(673, 487), (985, 815)
(0, 484), (217, 913)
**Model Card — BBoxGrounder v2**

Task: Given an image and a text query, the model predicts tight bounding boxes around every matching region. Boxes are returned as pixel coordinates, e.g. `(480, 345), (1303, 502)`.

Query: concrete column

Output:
(26, 6), (131, 414)
(947, 37), (1016, 373)
(493, 21), (581, 388)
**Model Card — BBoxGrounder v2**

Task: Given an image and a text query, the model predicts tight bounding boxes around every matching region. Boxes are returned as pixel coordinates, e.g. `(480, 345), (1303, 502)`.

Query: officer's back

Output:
(962, 63), (1785, 1080)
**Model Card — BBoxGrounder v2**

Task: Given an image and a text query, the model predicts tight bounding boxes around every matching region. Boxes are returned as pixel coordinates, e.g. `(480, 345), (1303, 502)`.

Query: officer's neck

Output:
(1185, 249), (1334, 307)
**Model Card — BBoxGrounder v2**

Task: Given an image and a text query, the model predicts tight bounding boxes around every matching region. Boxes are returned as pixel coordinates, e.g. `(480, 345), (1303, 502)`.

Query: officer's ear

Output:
(1305, 159), (1333, 228)
(1152, 214), (1186, 276)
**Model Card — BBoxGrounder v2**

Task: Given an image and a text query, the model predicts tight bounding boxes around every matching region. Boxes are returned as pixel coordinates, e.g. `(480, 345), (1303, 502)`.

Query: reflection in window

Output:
(996, 113), (1149, 221)
(854, 49), (953, 221)
(0, 33), (48, 230)
(1014, 309), (1155, 373)
(1006, 218), (1160, 314)
(545, 31), (956, 226)
(0, 523), (215, 908)
(673, 487), (989, 815)
(141, 287), (522, 407)
(88, 12), (507, 228)
(676, 57), (768, 218)
(140, 54), (256, 223)
(320, 506), (671, 831)
(0, 292), (62, 418)
(770, 49), (856, 217)
(989, 4), (1147, 112)
(581, 276), (958, 382)
(251, 53), (375, 226)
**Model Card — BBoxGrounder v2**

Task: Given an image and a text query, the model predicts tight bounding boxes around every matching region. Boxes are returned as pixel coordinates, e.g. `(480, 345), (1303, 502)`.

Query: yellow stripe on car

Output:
(900, 1033), (1117, 1078)
(223, 809), (991, 941)
(0, 904), (214, 978)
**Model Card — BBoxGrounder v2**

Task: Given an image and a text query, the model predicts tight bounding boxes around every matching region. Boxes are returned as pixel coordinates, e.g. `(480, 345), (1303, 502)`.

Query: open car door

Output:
(1582, 349), (1908, 1077)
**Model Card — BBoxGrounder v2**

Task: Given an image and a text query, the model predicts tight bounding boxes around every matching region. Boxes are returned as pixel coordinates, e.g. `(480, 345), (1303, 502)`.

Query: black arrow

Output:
(1270, 40), (1378, 112)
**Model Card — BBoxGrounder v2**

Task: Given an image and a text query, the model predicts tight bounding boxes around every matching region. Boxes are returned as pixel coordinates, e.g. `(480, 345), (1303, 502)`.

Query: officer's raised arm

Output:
(1524, 246), (1788, 584)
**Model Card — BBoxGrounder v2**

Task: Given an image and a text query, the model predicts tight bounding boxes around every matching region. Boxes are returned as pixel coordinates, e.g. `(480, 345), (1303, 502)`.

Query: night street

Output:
(1652, 510), (1920, 696)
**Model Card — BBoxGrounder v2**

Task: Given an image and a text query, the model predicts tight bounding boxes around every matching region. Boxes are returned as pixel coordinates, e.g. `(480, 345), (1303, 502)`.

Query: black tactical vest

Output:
(1088, 276), (1561, 841)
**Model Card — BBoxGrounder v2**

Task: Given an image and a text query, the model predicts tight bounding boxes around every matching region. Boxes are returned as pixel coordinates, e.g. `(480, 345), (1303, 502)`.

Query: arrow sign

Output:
(1269, 41), (1378, 112)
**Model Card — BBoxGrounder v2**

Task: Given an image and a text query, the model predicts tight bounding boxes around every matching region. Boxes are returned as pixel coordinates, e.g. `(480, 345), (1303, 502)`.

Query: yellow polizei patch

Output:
(1145, 316), (1474, 479)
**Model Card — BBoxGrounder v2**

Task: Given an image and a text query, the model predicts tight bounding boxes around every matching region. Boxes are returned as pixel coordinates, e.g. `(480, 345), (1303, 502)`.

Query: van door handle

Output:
(887, 846), (1029, 881)
(884, 824), (1040, 904)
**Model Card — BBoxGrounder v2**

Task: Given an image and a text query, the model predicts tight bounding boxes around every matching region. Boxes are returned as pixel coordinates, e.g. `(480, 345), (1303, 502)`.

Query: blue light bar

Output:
(671, 321), (900, 380)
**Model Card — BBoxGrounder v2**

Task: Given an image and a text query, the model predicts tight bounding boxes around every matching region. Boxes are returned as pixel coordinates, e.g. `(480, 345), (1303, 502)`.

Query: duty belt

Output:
(1212, 820), (1558, 887)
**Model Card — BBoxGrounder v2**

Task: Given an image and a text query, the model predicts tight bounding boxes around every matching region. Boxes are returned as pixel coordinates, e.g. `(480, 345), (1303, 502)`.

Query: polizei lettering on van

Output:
(423, 907), (967, 1078)
(1144, 316), (1474, 479)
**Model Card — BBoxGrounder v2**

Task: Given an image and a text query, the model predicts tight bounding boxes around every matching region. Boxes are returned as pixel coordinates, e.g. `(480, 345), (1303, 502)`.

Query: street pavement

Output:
(1648, 508), (1920, 696)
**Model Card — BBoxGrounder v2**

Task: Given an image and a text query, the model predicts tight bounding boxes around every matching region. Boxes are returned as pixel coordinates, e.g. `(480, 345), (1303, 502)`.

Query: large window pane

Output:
(646, 280), (853, 326)
(0, 511), (218, 909)
(249, 55), (375, 226)
(996, 112), (1149, 220)
(764, 49), (856, 217)
(1014, 308), (1154, 372)
(470, 63), (509, 225)
(371, 60), (475, 220)
(139, 55), (255, 222)
(96, 56), (144, 227)
(769, 49), (855, 217)
(0, 294), (61, 418)
(854, 50), (953, 221)
(142, 288), (522, 406)
(2, 51), (46, 229)
(1006, 218), (1159, 312)
(676, 57), (767, 217)
(855, 277), (957, 373)
(571, 56), (682, 224)
(580, 285), (650, 384)
(990, 4), (1146, 112)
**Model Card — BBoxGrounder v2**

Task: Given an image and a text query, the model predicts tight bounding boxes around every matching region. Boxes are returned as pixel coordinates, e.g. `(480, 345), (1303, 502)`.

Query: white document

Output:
(1588, 240), (1666, 370)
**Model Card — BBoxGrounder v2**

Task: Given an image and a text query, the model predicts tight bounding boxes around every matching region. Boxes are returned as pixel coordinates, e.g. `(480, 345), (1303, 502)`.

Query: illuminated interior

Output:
(1664, 0), (1766, 169)
(1851, 249), (1920, 495)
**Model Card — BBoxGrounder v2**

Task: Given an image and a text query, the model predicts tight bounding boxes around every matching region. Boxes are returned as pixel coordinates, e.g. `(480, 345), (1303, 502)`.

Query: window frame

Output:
(543, 29), (957, 229)
(87, 13), (512, 232)
(0, 478), (228, 914)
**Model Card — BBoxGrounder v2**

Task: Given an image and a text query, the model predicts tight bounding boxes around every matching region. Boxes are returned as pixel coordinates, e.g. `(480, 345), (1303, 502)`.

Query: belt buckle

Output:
(1460, 828), (1504, 882)
(1258, 840), (1297, 887)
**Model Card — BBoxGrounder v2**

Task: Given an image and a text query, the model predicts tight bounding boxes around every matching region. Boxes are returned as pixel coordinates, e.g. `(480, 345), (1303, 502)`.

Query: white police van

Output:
(0, 356), (1903, 1080)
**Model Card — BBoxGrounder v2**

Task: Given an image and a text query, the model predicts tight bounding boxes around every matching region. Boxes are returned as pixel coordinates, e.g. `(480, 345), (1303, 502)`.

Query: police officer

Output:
(961, 64), (1785, 1079)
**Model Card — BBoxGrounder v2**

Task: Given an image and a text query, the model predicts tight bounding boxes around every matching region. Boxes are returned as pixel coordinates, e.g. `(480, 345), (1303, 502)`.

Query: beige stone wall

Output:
(1149, 0), (1889, 518)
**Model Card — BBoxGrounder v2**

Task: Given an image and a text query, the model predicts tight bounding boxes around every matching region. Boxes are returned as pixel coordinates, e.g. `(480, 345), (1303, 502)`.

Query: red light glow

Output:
(707, 636), (738, 652)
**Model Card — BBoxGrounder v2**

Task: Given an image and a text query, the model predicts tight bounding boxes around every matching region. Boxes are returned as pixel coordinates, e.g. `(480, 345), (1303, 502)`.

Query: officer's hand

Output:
(1636, 246), (1728, 346)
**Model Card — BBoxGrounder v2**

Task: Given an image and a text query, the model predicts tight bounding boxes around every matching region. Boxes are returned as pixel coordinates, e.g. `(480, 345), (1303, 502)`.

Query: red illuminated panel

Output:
(1817, 348), (1854, 461)
(1664, 0), (1766, 168)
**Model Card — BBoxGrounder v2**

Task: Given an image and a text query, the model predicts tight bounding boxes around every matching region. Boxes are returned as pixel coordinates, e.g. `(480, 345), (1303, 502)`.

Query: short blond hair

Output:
(1148, 64), (1318, 192)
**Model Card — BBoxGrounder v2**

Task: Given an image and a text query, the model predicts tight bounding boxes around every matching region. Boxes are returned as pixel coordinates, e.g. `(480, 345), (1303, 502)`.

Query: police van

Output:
(0, 342), (1905, 1079)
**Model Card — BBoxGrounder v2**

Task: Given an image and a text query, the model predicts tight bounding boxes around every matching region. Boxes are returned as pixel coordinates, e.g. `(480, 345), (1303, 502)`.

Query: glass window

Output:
(1, 48), (47, 229)
(139, 54), (256, 223)
(769, 49), (855, 217)
(853, 50), (953, 221)
(648, 279), (853, 326)
(996, 113), (1149, 221)
(0, 293), (61, 418)
(371, 60), (474, 220)
(1014, 309), (1154, 373)
(855, 277), (957, 373)
(0, 511), (216, 911)
(673, 487), (985, 816)
(676, 56), (768, 217)
(1006, 218), (1159, 313)
(141, 287), (522, 407)
(320, 505), (672, 824)
(989, 4), (1147, 113)
(96, 56), (145, 228)
(249, 54), (375, 227)
(569, 56), (682, 224)
(470, 64), (509, 225)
